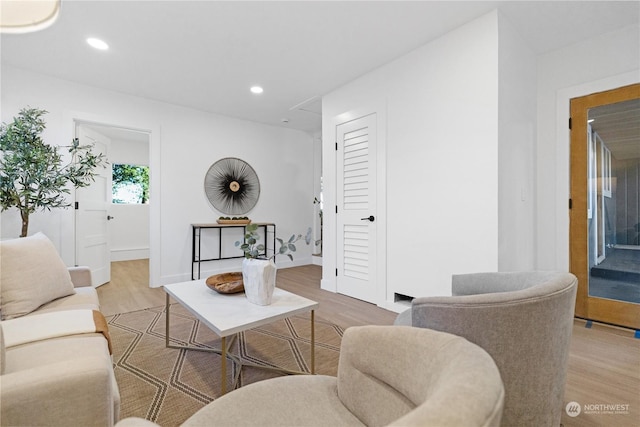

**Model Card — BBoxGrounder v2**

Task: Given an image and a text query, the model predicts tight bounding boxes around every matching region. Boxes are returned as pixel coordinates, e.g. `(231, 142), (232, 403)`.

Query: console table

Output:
(191, 223), (276, 280)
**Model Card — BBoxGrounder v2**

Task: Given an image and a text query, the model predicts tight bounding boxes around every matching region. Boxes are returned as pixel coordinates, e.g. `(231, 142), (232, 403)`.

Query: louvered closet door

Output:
(336, 114), (377, 303)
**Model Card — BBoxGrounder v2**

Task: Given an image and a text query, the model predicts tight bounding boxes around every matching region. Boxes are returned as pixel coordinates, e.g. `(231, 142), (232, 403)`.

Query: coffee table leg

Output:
(311, 310), (315, 374)
(221, 336), (227, 395)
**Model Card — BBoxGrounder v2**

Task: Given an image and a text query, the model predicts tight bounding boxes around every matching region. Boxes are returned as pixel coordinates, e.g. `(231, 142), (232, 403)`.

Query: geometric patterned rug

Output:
(107, 304), (344, 426)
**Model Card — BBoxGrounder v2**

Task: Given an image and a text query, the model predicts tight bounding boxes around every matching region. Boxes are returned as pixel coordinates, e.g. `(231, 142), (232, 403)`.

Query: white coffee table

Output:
(163, 279), (319, 395)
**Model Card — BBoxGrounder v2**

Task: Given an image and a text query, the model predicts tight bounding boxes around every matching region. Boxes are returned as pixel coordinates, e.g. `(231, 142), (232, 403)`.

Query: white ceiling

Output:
(1, 1), (638, 133)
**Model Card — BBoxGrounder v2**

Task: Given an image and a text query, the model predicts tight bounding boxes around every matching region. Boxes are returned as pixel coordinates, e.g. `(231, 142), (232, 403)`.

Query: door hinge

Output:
(568, 117), (572, 130)
(75, 202), (79, 210)
(569, 198), (572, 209)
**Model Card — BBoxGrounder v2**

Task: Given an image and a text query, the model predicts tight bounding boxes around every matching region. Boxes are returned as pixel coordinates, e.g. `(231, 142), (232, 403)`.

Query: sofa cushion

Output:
(0, 232), (75, 320)
(33, 287), (100, 315)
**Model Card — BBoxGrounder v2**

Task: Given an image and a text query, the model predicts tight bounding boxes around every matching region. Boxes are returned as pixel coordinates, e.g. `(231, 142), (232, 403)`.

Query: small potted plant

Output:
(235, 223), (306, 305)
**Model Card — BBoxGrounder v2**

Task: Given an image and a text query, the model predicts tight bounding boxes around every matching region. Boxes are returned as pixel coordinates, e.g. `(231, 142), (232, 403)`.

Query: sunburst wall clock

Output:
(204, 157), (260, 215)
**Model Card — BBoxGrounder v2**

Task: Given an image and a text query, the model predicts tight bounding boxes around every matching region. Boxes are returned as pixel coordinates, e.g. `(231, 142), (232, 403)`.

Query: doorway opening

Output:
(74, 121), (151, 287)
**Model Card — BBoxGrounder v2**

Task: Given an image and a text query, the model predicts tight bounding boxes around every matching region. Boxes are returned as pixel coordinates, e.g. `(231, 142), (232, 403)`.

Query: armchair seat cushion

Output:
(183, 375), (363, 427)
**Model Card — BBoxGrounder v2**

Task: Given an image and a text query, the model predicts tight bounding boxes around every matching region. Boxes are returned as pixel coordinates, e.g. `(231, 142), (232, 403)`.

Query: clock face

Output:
(204, 157), (260, 215)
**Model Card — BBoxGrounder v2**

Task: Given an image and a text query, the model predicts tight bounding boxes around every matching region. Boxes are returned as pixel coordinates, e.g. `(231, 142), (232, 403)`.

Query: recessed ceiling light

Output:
(87, 37), (109, 50)
(250, 86), (264, 94)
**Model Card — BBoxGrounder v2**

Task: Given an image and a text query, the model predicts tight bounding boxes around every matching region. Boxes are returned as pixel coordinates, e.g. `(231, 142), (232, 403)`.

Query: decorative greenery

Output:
(313, 196), (323, 250)
(235, 223), (308, 261)
(0, 107), (107, 237)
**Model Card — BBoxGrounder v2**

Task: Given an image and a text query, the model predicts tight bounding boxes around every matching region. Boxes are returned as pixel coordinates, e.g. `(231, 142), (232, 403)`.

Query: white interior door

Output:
(336, 114), (377, 303)
(75, 124), (111, 286)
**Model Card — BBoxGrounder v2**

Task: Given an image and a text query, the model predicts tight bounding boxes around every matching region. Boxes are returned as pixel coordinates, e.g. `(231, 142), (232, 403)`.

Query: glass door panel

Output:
(570, 84), (640, 329)
(588, 99), (640, 304)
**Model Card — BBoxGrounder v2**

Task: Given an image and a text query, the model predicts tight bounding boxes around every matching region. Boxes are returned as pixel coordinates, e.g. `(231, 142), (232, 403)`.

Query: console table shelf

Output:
(191, 222), (276, 280)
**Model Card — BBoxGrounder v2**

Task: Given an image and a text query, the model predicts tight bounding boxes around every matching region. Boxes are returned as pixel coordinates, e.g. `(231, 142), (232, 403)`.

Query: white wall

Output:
(322, 11), (501, 305)
(109, 137), (150, 261)
(536, 24), (640, 271)
(497, 12), (538, 271)
(1, 66), (316, 286)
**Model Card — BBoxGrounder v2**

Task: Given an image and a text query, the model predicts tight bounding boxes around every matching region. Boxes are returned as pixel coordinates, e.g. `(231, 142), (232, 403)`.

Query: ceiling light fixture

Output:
(87, 37), (109, 50)
(250, 86), (264, 94)
(0, 0), (61, 33)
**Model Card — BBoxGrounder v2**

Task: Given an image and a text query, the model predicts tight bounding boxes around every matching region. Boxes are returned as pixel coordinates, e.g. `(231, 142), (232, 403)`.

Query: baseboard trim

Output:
(111, 248), (150, 262)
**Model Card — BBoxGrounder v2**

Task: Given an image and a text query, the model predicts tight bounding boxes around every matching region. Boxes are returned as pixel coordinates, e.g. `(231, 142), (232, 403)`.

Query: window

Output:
(112, 164), (149, 204)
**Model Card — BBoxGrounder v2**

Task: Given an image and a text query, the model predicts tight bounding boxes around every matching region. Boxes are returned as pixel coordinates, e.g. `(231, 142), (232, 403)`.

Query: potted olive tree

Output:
(0, 107), (106, 237)
(235, 223), (308, 305)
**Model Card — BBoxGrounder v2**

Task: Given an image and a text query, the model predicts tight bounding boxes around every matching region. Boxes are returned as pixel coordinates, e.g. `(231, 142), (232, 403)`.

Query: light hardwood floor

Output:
(100, 260), (640, 427)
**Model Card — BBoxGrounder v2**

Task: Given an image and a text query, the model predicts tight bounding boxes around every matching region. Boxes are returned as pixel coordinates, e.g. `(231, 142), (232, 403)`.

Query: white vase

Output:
(242, 258), (277, 305)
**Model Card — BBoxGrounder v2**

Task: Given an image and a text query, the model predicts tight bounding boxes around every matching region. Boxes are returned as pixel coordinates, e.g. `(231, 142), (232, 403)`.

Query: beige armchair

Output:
(395, 271), (577, 427)
(118, 325), (505, 427)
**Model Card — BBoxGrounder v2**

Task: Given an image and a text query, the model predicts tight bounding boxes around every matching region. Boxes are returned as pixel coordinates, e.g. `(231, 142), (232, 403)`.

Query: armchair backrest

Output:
(336, 325), (504, 427)
(410, 271), (577, 427)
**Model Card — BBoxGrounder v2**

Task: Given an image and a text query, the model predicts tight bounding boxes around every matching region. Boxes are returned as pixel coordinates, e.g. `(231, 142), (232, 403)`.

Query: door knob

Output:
(107, 215), (115, 220)
(360, 215), (375, 222)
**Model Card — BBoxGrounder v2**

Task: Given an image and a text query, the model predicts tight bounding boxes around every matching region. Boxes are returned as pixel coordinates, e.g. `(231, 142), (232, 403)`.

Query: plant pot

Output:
(242, 257), (277, 305)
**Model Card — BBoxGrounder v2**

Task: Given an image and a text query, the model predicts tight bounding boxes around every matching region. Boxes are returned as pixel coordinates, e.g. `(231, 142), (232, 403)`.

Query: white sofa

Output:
(0, 233), (120, 426)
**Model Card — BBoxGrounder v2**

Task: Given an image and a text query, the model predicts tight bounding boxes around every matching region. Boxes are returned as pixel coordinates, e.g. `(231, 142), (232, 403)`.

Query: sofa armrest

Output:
(1, 356), (116, 426)
(68, 266), (93, 287)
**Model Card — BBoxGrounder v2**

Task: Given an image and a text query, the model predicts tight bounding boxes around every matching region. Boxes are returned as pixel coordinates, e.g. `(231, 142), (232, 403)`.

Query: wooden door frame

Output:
(570, 83), (640, 329)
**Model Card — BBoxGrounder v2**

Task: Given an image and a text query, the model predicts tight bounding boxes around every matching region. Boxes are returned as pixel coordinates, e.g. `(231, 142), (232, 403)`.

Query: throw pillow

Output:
(0, 232), (75, 320)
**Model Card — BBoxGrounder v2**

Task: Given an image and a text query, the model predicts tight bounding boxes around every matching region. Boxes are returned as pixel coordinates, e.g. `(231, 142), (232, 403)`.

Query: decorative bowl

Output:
(205, 272), (244, 294)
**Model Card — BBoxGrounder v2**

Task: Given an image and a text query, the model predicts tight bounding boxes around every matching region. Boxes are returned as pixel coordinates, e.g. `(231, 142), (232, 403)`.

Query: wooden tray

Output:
(206, 272), (244, 294)
(216, 219), (251, 225)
